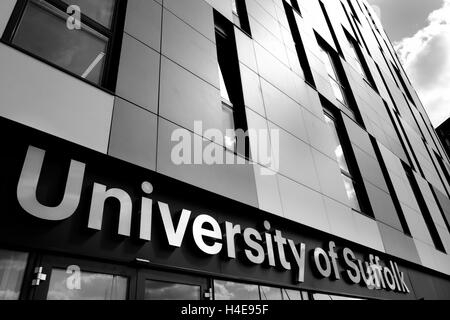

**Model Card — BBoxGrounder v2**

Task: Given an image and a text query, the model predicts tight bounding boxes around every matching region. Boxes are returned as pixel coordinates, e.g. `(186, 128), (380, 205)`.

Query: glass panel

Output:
(144, 280), (201, 300)
(13, 0), (108, 85)
(319, 47), (338, 81)
(324, 114), (350, 173)
(313, 293), (363, 300)
(259, 286), (283, 300)
(214, 280), (259, 300)
(301, 291), (310, 300)
(222, 103), (236, 151)
(233, 14), (242, 28)
(350, 58), (364, 77)
(47, 268), (127, 300)
(281, 289), (303, 300)
(313, 293), (332, 300)
(330, 79), (347, 106)
(347, 40), (367, 78)
(219, 66), (231, 103)
(0, 249), (28, 300)
(347, 40), (358, 61)
(232, 0), (239, 15)
(342, 174), (361, 211)
(62, 0), (116, 28)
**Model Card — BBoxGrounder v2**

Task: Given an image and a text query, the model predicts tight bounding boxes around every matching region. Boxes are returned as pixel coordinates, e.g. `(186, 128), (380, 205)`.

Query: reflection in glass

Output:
(214, 280), (310, 301)
(231, 0), (241, 27)
(12, 0), (108, 85)
(61, 0), (116, 28)
(313, 293), (362, 300)
(323, 113), (362, 211)
(232, 0), (239, 14)
(319, 47), (337, 80)
(0, 250), (28, 300)
(342, 175), (361, 212)
(324, 114), (350, 173)
(330, 80), (347, 106)
(259, 286), (282, 300)
(219, 66), (231, 103)
(347, 39), (365, 77)
(144, 280), (200, 300)
(222, 103), (236, 151)
(281, 289), (305, 300)
(319, 46), (349, 107)
(214, 280), (259, 300)
(47, 269), (127, 300)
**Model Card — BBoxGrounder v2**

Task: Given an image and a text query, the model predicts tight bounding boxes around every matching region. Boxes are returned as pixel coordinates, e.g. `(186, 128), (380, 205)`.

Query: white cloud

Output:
(395, 0), (450, 127)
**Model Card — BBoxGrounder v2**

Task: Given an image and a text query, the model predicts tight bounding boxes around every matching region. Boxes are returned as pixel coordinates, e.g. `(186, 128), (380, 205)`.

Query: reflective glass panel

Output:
(347, 40), (366, 77)
(313, 293), (362, 300)
(232, 0), (239, 15)
(214, 280), (259, 300)
(330, 80), (347, 106)
(319, 47), (338, 81)
(12, 0), (108, 85)
(342, 174), (361, 211)
(62, 0), (116, 28)
(222, 102), (236, 151)
(47, 268), (127, 300)
(324, 114), (350, 173)
(281, 289), (303, 300)
(219, 66), (231, 103)
(144, 280), (200, 300)
(259, 286), (282, 300)
(0, 249), (28, 300)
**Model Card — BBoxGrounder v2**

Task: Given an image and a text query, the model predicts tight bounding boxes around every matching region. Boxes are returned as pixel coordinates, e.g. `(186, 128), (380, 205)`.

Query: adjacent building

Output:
(437, 118), (450, 159)
(0, 0), (450, 300)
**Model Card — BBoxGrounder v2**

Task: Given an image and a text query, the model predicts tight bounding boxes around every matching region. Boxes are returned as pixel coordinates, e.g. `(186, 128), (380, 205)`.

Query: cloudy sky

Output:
(367, 0), (450, 128)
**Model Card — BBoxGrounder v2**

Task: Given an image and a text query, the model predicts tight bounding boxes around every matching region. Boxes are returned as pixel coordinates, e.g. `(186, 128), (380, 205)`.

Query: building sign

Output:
(16, 143), (409, 294)
(0, 117), (415, 299)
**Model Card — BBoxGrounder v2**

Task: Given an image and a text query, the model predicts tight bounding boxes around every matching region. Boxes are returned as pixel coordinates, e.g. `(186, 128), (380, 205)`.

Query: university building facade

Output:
(0, 0), (450, 300)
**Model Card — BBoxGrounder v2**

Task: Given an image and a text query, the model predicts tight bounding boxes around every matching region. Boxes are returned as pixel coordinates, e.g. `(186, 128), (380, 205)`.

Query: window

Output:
(403, 164), (446, 253)
(0, 249), (29, 300)
(215, 12), (249, 156)
(2, 0), (125, 90)
(319, 1), (343, 55)
(371, 136), (412, 236)
(312, 293), (363, 300)
(363, 2), (380, 34)
(324, 111), (362, 212)
(393, 64), (416, 107)
(319, 46), (350, 109)
(316, 35), (365, 124)
(144, 280), (201, 300)
(374, 62), (424, 174)
(214, 280), (259, 300)
(435, 152), (450, 188)
(231, 0), (251, 35)
(213, 280), (309, 301)
(346, 34), (376, 89)
(290, 0), (301, 14)
(346, 0), (360, 22)
(283, 1), (315, 86)
(47, 268), (128, 300)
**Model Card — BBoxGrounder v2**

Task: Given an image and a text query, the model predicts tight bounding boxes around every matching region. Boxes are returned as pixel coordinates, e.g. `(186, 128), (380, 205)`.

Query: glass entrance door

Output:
(31, 255), (135, 300)
(26, 254), (211, 300)
(137, 269), (210, 300)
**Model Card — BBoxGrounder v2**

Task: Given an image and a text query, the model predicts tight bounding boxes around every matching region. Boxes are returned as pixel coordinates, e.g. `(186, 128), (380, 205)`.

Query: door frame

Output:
(136, 268), (211, 300)
(29, 254), (137, 300)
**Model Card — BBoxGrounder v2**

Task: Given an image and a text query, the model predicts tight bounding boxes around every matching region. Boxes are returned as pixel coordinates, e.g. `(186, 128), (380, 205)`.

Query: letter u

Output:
(17, 146), (85, 221)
